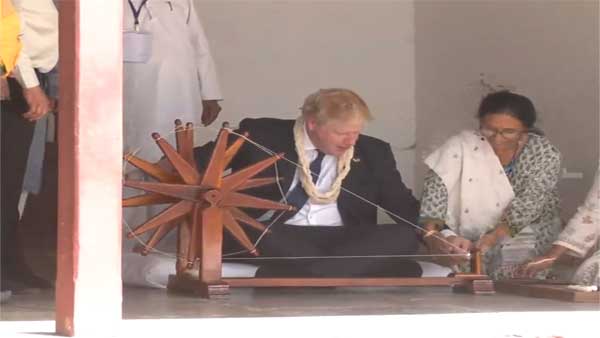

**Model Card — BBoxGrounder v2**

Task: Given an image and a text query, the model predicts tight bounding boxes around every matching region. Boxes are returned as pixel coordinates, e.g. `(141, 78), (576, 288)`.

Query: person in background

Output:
(1, 0), (58, 297)
(123, 0), (223, 162)
(0, 0), (22, 303)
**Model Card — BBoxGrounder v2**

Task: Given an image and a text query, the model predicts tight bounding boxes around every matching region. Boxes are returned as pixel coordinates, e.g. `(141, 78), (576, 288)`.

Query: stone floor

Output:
(1, 286), (599, 338)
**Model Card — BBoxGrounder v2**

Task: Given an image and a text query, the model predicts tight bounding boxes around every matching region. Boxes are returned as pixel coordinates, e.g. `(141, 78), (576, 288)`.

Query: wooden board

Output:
(167, 273), (494, 298)
(496, 280), (600, 303)
(224, 277), (468, 287)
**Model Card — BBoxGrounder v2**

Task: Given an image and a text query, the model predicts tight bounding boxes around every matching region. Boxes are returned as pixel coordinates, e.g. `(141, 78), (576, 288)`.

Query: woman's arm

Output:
(503, 142), (561, 237)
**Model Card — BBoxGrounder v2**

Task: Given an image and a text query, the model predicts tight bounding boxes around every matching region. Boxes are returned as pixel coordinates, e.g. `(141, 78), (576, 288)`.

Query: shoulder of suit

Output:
(357, 133), (391, 150)
(355, 134), (394, 163)
(238, 118), (294, 131)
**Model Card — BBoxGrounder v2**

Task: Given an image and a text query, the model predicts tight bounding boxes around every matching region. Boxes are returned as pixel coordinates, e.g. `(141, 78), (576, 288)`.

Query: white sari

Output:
(424, 130), (515, 240)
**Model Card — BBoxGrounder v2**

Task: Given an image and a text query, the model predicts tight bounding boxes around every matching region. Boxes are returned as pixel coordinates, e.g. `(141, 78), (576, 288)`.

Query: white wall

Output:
(195, 0), (418, 188)
(192, 0), (599, 219)
(414, 0), (599, 218)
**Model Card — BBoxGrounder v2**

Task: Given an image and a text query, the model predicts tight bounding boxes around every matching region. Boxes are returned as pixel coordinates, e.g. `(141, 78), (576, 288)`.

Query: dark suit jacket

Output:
(194, 118), (419, 229)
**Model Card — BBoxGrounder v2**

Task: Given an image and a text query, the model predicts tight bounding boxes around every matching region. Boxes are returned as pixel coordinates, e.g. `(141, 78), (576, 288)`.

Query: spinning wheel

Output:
(123, 120), (494, 298)
(123, 120), (293, 297)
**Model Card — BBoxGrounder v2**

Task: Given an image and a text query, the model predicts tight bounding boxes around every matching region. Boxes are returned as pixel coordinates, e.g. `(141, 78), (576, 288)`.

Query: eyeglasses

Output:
(479, 127), (526, 141)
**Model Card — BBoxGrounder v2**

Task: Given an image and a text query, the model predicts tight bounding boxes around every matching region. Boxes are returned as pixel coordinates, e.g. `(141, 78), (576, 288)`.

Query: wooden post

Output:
(55, 0), (123, 336)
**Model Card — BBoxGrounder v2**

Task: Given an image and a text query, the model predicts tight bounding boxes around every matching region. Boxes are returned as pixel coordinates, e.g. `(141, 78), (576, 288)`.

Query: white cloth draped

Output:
(424, 130), (515, 240)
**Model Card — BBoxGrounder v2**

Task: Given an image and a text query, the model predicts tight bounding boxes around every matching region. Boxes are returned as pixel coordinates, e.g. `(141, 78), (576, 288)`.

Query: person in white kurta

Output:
(122, 0), (222, 258)
(520, 163), (600, 286)
(123, 0), (222, 162)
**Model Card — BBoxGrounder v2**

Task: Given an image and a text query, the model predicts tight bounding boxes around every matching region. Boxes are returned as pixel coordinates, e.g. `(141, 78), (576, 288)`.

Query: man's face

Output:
(306, 116), (365, 157)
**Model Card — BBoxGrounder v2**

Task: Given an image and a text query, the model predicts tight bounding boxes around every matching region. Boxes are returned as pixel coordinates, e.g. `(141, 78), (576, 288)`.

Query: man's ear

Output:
(305, 116), (319, 132)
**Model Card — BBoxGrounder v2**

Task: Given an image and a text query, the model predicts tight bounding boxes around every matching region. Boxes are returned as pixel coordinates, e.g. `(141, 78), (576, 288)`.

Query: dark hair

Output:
(477, 91), (537, 129)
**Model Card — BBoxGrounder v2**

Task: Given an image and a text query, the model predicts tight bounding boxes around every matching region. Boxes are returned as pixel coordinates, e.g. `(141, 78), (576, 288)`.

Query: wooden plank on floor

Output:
(223, 277), (466, 287)
(496, 280), (600, 303)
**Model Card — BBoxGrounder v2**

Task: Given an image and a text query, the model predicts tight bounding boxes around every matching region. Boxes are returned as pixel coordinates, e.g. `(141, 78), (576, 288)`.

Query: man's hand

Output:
(444, 235), (472, 264)
(22, 85), (52, 121)
(424, 233), (471, 266)
(446, 235), (472, 254)
(201, 99), (221, 126)
(423, 231), (450, 255)
(0, 77), (10, 100)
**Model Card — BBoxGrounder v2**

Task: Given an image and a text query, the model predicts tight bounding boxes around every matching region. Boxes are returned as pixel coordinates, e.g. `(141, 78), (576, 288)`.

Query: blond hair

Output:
(300, 88), (373, 124)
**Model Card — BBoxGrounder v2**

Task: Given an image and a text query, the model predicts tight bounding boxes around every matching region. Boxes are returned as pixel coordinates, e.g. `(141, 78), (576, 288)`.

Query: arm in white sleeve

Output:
(13, 13), (39, 89)
(187, 0), (222, 101)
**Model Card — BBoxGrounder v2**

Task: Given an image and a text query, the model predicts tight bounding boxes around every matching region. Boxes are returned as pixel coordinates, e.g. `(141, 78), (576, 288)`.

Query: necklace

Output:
(293, 117), (354, 204)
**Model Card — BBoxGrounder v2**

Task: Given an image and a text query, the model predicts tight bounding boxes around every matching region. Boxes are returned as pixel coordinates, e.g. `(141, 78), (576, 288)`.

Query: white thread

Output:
(226, 129), (468, 255)
(123, 126), (289, 261)
(123, 122), (470, 261)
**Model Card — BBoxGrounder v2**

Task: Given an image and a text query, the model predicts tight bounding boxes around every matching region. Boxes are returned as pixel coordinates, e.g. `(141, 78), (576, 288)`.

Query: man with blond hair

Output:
(194, 88), (421, 277)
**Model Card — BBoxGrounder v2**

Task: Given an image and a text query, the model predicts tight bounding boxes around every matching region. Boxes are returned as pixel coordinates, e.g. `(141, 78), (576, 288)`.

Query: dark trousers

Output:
(249, 223), (422, 278)
(1, 77), (36, 274)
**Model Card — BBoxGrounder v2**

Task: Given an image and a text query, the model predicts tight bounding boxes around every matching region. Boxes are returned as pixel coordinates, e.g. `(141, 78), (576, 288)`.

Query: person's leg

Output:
(306, 224), (422, 277)
(251, 224), (338, 277)
(1, 78), (37, 286)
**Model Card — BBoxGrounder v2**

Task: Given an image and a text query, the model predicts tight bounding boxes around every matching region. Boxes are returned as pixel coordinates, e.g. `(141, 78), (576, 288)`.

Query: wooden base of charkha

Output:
(167, 272), (495, 298)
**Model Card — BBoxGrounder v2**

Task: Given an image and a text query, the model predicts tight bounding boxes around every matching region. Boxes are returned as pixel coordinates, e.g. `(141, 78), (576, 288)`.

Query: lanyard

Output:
(128, 0), (149, 32)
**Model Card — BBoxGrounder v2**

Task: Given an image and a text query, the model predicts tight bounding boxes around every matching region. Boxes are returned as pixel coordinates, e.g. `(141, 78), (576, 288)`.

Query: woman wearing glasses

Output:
(419, 91), (562, 279)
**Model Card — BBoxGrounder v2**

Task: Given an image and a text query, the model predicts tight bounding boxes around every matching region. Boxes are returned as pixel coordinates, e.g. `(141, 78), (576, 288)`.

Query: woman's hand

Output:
(517, 255), (557, 278)
(475, 233), (498, 253)
(476, 223), (510, 253)
(516, 245), (568, 278)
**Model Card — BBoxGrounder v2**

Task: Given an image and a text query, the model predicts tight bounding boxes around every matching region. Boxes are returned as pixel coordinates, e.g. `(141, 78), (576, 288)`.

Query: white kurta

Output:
(123, 0), (222, 162)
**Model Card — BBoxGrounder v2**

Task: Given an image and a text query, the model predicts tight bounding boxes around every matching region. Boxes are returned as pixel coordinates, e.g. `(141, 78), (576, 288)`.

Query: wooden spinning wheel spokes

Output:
(122, 120), (293, 261)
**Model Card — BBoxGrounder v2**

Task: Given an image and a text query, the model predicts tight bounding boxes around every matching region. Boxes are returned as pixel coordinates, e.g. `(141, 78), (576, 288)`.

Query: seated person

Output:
(193, 88), (422, 278)
(419, 91), (562, 279)
(519, 163), (599, 286)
